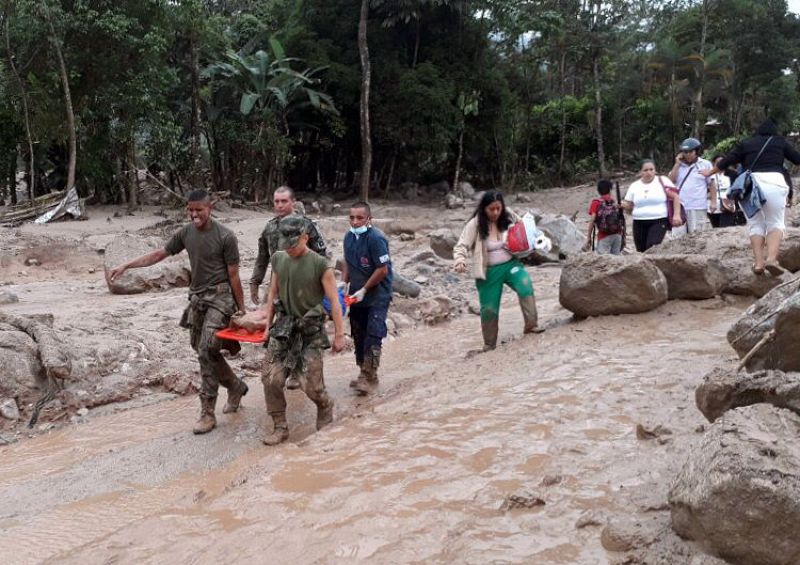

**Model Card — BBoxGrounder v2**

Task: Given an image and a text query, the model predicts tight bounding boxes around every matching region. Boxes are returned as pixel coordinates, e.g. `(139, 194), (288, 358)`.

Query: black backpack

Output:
(594, 199), (622, 234)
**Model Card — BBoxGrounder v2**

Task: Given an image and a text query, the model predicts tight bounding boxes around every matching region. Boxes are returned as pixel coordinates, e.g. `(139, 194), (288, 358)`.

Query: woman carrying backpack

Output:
(453, 190), (544, 352)
(622, 160), (684, 252)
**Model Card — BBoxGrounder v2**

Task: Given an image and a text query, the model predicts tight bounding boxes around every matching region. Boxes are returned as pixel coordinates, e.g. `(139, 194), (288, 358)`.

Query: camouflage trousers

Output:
(180, 284), (240, 400)
(262, 310), (332, 418)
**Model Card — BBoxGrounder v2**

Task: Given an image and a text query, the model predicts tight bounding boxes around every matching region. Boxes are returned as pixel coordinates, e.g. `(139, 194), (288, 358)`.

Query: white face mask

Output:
(350, 225), (368, 236)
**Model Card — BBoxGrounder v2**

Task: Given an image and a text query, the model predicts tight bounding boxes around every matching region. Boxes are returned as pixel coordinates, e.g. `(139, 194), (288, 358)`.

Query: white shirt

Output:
(624, 176), (673, 220)
(676, 157), (713, 210)
(709, 173), (731, 214)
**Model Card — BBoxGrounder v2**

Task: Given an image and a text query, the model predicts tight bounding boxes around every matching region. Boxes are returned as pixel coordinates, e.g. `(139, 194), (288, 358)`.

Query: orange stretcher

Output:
(215, 327), (267, 343)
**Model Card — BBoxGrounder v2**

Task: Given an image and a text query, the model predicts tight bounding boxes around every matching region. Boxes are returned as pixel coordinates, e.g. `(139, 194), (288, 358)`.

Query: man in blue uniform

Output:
(342, 201), (393, 395)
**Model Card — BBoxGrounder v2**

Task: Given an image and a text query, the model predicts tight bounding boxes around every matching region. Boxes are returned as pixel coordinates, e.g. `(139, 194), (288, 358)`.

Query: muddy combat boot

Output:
(193, 395), (217, 434)
(519, 295), (545, 334)
(349, 364), (363, 388)
(316, 399), (335, 430)
(481, 319), (499, 351)
(285, 374), (300, 390)
(222, 378), (249, 414)
(354, 349), (380, 395)
(263, 412), (289, 446)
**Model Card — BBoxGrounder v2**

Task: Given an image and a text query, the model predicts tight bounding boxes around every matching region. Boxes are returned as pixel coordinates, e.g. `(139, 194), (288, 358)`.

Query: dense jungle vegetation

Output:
(1, 0), (799, 205)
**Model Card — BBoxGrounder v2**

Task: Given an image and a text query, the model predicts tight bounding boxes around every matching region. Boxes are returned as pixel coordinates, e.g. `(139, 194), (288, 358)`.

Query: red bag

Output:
(658, 176), (687, 229)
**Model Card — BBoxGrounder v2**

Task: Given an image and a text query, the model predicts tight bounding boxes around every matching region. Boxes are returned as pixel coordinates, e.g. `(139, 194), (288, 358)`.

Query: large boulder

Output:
(559, 254), (668, 317)
(669, 404), (800, 565)
(429, 228), (458, 260)
(537, 214), (584, 258)
(696, 367), (800, 422)
(646, 255), (725, 299)
(727, 277), (800, 371)
(103, 234), (191, 295)
(392, 272), (422, 298)
(647, 228), (800, 296)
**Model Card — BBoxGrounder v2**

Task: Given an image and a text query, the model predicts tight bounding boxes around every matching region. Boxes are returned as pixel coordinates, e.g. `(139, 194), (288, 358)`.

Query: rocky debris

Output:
(727, 277), (800, 371)
(417, 295), (454, 325)
(0, 324), (45, 399)
(499, 492), (545, 511)
(0, 290), (19, 305)
(444, 193), (464, 210)
(559, 254), (668, 317)
(536, 214), (584, 258)
(392, 273), (422, 298)
(636, 422), (673, 441)
(0, 398), (20, 421)
(23, 257), (40, 266)
(540, 474), (563, 487)
(103, 234), (191, 295)
(646, 255), (725, 300)
(388, 312), (414, 332)
(695, 367), (800, 423)
(160, 372), (199, 396)
(429, 228), (458, 259)
(669, 404), (800, 565)
(601, 516), (660, 553)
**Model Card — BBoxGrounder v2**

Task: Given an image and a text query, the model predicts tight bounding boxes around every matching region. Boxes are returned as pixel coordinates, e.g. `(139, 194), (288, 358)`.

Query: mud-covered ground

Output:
(0, 184), (764, 563)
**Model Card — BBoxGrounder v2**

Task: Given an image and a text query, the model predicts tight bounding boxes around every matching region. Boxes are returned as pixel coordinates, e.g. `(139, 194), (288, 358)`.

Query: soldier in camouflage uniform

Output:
(108, 190), (249, 435)
(257, 215), (345, 446)
(249, 186), (327, 305)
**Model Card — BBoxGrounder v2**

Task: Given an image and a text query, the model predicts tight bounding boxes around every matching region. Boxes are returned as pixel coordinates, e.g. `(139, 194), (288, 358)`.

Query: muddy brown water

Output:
(0, 265), (747, 564)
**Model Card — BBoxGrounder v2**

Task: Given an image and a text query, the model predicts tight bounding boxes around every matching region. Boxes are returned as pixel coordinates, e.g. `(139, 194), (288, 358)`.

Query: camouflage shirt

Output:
(249, 214), (327, 286)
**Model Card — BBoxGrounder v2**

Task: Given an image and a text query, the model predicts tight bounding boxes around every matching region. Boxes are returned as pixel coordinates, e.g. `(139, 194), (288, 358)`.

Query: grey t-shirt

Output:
(165, 221), (240, 294)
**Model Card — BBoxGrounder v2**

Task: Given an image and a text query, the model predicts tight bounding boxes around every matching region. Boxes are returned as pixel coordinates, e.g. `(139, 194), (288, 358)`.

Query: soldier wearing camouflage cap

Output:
(249, 186), (327, 305)
(256, 214), (345, 446)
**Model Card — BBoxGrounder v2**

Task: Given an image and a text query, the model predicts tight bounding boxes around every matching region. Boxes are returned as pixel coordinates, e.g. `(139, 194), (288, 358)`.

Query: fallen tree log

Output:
(0, 312), (71, 379)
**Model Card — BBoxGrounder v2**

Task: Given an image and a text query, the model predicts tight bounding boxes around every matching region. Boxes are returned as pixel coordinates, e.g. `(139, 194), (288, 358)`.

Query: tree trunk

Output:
(592, 55), (606, 176)
(558, 51), (567, 181)
(358, 0), (372, 202)
(412, 18), (421, 69)
(43, 6), (76, 191)
(127, 136), (138, 210)
(189, 30), (202, 184)
(693, 0), (709, 139)
(453, 126), (465, 197)
(5, 8), (35, 200)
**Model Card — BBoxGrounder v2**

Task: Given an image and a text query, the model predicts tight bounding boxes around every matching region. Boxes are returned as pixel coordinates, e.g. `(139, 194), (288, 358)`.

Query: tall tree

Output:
(358, 0), (372, 200)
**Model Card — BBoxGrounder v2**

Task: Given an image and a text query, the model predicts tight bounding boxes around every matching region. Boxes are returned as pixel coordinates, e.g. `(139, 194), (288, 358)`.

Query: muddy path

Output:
(0, 263), (746, 563)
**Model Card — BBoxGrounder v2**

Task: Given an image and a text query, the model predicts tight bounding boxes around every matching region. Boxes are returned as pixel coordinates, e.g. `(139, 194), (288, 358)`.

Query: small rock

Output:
(413, 276), (429, 285)
(88, 267), (96, 274)
(600, 517), (658, 552)
(540, 474), (563, 487)
(0, 290), (19, 305)
(468, 301), (481, 316)
(399, 233), (415, 241)
(575, 511), (603, 529)
(500, 492), (545, 511)
(0, 398), (20, 421)
(23, 257), (40, 266)
(635, 423), (673, 440)
(77, 407), (89, 417)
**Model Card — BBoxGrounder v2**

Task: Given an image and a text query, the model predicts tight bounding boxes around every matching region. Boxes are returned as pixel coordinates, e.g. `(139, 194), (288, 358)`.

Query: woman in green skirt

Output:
(453, 190), (544, 351)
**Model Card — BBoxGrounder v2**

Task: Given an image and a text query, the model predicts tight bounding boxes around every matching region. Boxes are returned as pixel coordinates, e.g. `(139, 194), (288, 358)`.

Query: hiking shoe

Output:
(354, 376), (377, 396)
(223, 379), (248, 414)
(285, 375), (300, 390)
(262, 426), (289, 446)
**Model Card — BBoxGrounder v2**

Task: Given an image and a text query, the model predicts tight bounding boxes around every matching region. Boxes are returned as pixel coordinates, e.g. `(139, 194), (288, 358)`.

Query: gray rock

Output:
(103, 234), (191, 295)
(400, 181), (419, 200)
(0, 290), (19, 305)
(458, 181), (475, 198)
(429, 228), (457, 259)
(392, 273), (422, 298)
(0, 398), (20, 421)
(669, 404), (800, 565)
(418, 295), (453, 325)
(559, 254), (668, 317)
(537, 214), (584, 258)
(727, 277), (800, 371)
(408, 250), (436, 263)
(696, 367), (800, 422)
(646, 255), (725, 299)
(428, 180), (450, 194)
(717, 257), (786, 297)
(444, 193), (464, 210)
(601, 516), (659, 552)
